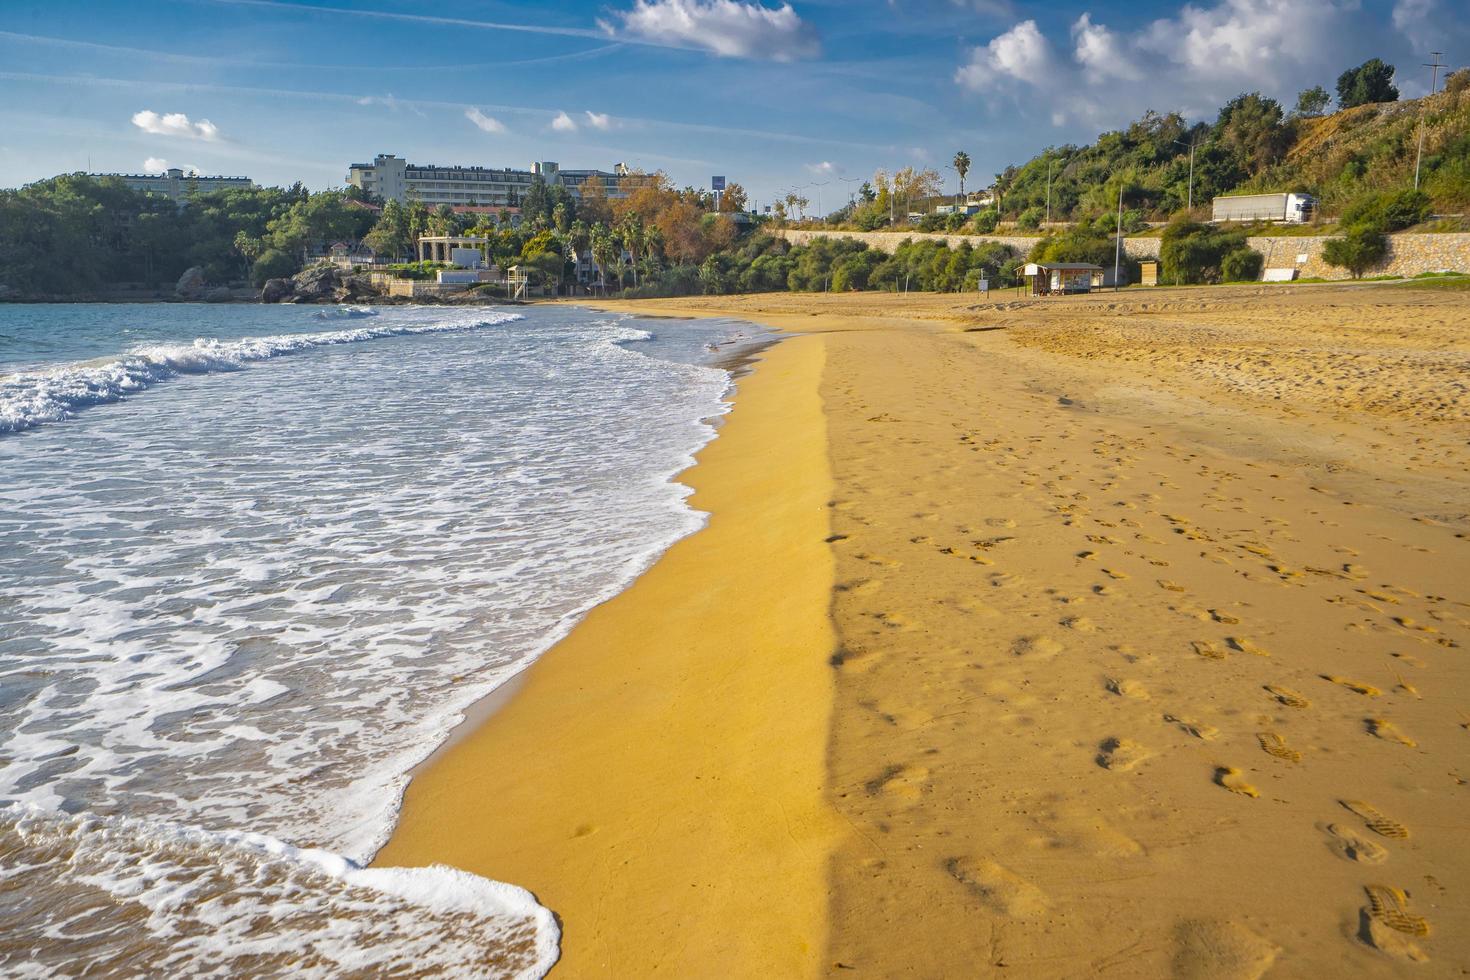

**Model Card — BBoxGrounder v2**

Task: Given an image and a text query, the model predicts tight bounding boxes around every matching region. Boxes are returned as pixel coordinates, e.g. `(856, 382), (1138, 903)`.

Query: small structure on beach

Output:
(1139, 260), (1159, 287)
(1023, 261), (1105, 296)
(416, 235), (491, 266)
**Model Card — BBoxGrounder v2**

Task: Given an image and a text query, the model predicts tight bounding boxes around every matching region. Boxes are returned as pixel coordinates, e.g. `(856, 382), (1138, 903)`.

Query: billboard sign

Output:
(711, 176), (726, 191)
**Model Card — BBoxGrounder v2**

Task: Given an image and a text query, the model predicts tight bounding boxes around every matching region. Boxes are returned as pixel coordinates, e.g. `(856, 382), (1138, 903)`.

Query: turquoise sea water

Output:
(0, 302), (758, 976)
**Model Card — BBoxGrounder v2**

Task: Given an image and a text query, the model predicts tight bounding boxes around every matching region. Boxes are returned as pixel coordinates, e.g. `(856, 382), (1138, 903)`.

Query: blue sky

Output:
(0, 0), (1462, 209)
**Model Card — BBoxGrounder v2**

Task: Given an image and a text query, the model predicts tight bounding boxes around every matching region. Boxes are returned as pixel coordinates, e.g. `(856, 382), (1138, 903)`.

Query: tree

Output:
(1214, 93), (1290, 176)
(953, 151), (971, 197)
(364, 199), (412, 261)
(251, 248), (296, 286)
(1337, 59), (1398, 109)
(717, 182), (749, 213)
(1323, 223), (1389, 278)
(1294, 85), (1331, 117)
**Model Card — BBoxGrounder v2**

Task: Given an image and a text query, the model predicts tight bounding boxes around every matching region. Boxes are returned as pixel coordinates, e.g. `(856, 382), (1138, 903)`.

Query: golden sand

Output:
(384, 283), (1469, 976)
(375, 333), (841, 976)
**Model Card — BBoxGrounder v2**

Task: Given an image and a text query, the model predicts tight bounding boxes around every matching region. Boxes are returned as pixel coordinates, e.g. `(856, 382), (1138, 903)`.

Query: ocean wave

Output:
(0, 805), (559, 978)
(0, 308), (523, 434)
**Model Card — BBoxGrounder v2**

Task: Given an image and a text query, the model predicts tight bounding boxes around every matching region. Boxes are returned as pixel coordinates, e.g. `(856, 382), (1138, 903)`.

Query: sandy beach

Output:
(381, 281), (1469, 976)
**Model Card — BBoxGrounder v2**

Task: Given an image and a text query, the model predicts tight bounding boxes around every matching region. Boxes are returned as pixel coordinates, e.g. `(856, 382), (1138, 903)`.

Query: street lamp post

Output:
(1172, 136), (1208, 214)
(1045, 156), (1055, 225)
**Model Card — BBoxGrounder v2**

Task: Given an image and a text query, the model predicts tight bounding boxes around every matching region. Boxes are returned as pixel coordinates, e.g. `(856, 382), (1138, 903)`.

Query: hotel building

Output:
(88, 168), (254, 203)
(345, 154), (650, 208)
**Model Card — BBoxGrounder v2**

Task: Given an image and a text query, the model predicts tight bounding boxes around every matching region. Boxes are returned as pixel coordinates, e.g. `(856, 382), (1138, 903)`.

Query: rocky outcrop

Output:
(260, 264), (379, 304)
(175, 266), (209, 300)
(261, 278), (294, 304)
(204, 286), (233, 303)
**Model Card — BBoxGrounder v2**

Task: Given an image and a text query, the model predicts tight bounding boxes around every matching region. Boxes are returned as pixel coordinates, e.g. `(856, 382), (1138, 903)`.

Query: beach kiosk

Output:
(1023, 261), (1105, 296)
(1139, 260), (1159, 286)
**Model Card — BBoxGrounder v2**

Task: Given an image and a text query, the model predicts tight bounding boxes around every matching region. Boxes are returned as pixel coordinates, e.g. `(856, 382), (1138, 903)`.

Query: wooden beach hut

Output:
(1023, 262), (1105, 296)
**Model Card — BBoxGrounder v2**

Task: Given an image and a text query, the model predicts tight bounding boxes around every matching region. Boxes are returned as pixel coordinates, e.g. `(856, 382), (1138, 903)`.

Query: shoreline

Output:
(375, 322), (844, 976)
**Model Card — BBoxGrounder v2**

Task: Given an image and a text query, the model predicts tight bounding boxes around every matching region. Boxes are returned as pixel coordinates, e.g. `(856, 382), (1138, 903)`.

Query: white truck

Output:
(1211, 192), (1316, 224)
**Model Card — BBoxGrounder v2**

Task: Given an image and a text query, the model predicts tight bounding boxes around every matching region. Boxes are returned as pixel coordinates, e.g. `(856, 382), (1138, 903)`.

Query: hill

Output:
(986, 78), (1469, 227)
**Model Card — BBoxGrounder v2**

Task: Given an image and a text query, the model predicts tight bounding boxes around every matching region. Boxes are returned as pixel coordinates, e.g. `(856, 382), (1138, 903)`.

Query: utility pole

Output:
(1045, 157), (1054, 225)
(1113, 181), (1124, 291)
(1414, 52), (1446, 190)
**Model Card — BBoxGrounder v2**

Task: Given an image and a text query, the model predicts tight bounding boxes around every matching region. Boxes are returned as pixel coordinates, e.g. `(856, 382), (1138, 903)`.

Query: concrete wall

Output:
(774, 228), (1470, 281)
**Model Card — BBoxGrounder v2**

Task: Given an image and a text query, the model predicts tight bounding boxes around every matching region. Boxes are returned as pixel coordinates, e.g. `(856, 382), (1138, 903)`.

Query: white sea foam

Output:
(0, 307), (522, 433)
(0, 305), (742, 973)
(1, 805), (558, 978)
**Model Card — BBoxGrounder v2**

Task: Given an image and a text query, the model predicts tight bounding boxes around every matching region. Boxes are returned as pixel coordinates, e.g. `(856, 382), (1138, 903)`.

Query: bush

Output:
(1322, 224), (1389, 278)
(1159, 220), (1247, 283)
(251, 248), (297, 286)
(1017, 207), (1043, 230)
(1221, 246), (1264, 282)
(917, 213), (946, 232)
(1446, 69), (1470, 96)
(1340, 189), (1431, 232)
(970, 211), (998, 234)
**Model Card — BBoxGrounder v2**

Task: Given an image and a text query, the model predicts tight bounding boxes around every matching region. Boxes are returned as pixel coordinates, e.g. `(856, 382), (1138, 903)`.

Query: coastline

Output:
(380, 284), (1468, 975)
(375, 326), (843, 976)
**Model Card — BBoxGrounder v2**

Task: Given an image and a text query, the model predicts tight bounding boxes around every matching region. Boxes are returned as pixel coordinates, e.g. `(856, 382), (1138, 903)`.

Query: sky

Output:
(0, 0), (1463, 210)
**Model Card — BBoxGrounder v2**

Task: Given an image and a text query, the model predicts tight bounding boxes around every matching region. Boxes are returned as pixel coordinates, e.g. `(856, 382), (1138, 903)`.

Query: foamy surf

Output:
(0, 304), (753, 975)
(0, 806), (559, 978)
(0, 307), (523, 433)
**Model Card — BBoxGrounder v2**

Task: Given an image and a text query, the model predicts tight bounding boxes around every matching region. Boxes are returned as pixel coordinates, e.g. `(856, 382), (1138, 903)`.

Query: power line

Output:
(1414, 51), (1446, 191)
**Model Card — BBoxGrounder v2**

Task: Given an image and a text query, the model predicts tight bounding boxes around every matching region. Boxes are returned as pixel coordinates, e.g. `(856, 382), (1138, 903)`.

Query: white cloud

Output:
(1071, 13), (1140, 82)
(958, 0), (1355, 127)
(806, 160), (838, 175)
(1391, 0), (1437, 51)
(143, 157), (169, 173)
(584, 110), (612, 130)
(131, 110), (219, 141)
(551, 110), (578, 132)
(955, 20), (1054, 91)
(950, 0), (1015, 16)
(608, 0), (819, 61)
(465, 107), (507, 133)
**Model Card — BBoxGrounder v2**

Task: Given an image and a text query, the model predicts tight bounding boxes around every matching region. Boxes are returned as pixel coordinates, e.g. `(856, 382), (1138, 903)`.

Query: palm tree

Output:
(618, 215), (643, 286)
(591, 226), (618, 293)
(953, 151), (971, 199)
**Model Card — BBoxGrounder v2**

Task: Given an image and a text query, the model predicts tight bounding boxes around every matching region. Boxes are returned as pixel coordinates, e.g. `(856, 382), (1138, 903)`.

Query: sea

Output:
(0, 302), (760, 977)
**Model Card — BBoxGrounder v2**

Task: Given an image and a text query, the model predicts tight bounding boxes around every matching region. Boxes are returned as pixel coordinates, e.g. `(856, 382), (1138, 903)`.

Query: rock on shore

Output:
(260, 264), (379, 304)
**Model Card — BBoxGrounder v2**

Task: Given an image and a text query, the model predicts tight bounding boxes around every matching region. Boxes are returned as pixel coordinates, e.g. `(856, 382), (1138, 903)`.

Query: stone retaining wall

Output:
(774, 228), (1470, 281)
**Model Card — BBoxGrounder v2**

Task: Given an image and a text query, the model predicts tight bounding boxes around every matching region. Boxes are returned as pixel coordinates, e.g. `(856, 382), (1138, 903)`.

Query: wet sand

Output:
(376, 333), (841, 976)
(384, 282), (1469, 976)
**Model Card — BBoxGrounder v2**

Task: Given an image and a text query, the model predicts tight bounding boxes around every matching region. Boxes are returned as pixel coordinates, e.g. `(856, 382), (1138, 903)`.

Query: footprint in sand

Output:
(1101, 567), (1130, 580)
(1214, 767), (1260, 798)
(855, 553), (902, 569)
(1209, 609), (1241, 625)
(1227, 637), (1269, 657)
(1342, 800), (1410, 839)
(1166, 714), (1220, 740)
(1105, 678), (1150, 700)
(1062, 615), (1098, 632)
(1264, 685), (1310, 708)
(865, 764), (931, 802)
(1256, 731), (1301, 763)
(1171, 919), (1279, 980)
(1158, 579), (1187, 593)
(1366, 718), (1417, 747)
(943, 857), (1048, 918)
(837, 578), (883, 596)
(1011, 635), (1063, 659)
(1324, 824), (1388, 864)
(1192, 640), (1228, 660)
(1363, 884), (1431, 937)
(1097, 737), (1152, 770)
(1322, 675), (1382, 697)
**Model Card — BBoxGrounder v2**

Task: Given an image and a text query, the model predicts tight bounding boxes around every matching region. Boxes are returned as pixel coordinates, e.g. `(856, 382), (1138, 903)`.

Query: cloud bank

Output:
(956, 0), (1356, 126)
(607, 0), (819, 61)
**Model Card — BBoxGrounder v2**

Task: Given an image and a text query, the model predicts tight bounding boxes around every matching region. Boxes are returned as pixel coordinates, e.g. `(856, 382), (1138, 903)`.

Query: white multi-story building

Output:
(89, 167), (254, 203)
(346, 154), (650, 207)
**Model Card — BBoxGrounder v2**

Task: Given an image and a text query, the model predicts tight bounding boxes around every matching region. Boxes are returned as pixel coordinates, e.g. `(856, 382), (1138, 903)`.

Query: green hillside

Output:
(989, 77), (1469, 227)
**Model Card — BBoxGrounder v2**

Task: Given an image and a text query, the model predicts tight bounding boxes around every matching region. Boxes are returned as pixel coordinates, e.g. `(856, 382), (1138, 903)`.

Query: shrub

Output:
(1340, 189), (1431, 231)
(1159, 220), (1247, 283)
(1221, 246), (1264, 282)
(917, 213), (946, 232)
(1322, 224), (1389, 278)
(1446, 69), (1470, 96)
(970, 211), (998, 234)
(251, 248), (297, 286)
(1017, 207), (1043, 230)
